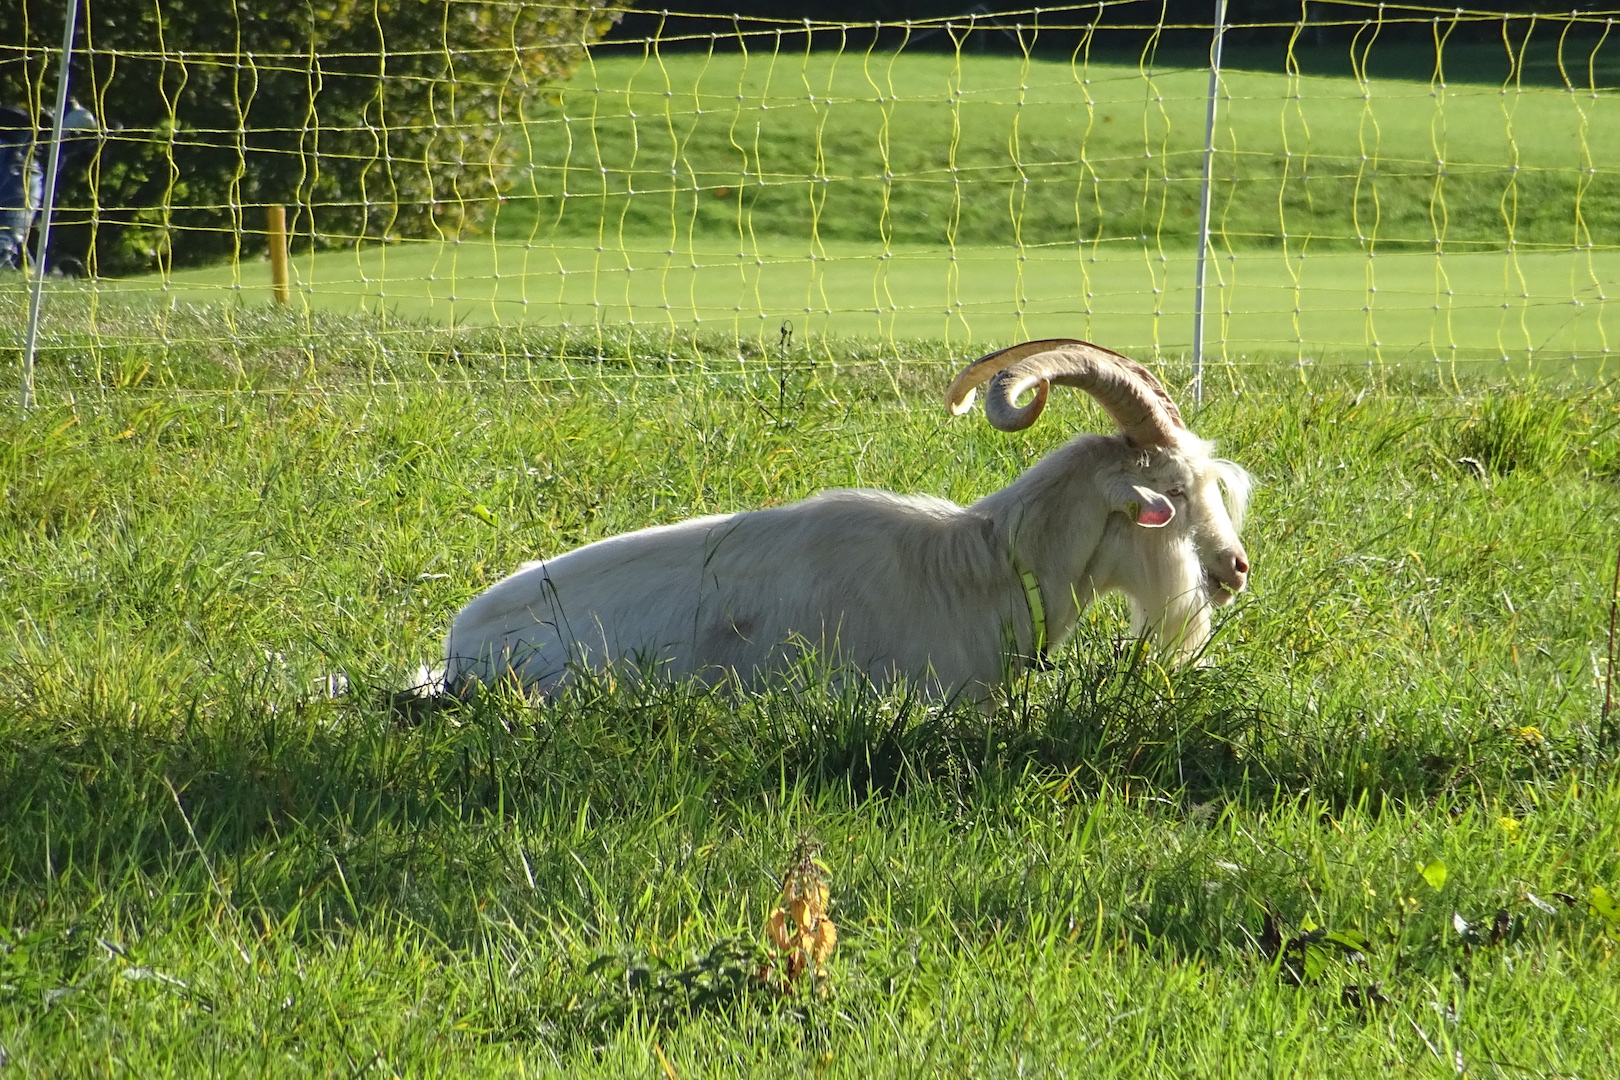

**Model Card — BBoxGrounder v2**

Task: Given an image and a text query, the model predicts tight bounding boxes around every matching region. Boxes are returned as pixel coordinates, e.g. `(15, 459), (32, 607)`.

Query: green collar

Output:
(1017, 564), (1048, 662)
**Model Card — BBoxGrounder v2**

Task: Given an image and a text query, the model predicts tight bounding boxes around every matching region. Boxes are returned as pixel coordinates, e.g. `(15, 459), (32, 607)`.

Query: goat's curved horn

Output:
(945, 338), (1184, 445)
(945, 338), (1072, 417)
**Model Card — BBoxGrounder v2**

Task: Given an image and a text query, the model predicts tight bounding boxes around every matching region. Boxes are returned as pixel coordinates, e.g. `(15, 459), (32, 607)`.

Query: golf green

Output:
(105, 236), (1619, 370)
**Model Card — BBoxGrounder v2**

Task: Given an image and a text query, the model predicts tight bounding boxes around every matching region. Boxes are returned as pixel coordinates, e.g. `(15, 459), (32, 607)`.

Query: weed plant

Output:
(1, 310), (1619, 1075)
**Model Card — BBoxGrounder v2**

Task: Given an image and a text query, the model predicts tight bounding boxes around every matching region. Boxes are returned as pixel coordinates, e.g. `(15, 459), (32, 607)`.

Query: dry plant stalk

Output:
(764, 837), (837, 986)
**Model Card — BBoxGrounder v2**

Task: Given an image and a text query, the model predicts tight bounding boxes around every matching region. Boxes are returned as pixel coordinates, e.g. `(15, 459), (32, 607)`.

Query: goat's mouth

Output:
(1204, 573), (1244, 606)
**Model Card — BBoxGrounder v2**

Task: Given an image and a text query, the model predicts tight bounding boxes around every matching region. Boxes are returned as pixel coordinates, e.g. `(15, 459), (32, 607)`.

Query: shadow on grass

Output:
(0, 635), (1559, 879)
(1095, 38), (1620, 93)
(0, 641), (1598, 1026)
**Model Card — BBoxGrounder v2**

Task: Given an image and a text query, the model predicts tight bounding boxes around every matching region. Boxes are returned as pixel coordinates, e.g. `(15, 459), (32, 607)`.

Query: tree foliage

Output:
(0, 0), (622, 274)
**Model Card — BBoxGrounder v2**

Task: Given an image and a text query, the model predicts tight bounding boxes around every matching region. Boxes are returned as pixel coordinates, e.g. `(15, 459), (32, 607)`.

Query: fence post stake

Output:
(1191, 0), (1229, 407)
(267, 205), (290, 305)
(20, 0), (81, 414)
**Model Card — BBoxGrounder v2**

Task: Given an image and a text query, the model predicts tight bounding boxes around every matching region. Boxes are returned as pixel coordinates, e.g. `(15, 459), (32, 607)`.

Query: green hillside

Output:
(497, 50), (1620, 252)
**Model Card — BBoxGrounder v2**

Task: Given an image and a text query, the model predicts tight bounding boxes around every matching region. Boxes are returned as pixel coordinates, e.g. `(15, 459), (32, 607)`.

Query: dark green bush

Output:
(0, 0), (622, 275)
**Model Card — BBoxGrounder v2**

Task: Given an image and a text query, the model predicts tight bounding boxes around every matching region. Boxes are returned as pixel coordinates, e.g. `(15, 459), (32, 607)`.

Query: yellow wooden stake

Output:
(267, 204), (290, 305)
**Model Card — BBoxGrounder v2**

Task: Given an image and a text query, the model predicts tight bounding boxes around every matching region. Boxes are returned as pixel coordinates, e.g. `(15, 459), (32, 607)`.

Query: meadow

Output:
(2, 299), (1620, 1076)
(5, 24), (1620, 1076)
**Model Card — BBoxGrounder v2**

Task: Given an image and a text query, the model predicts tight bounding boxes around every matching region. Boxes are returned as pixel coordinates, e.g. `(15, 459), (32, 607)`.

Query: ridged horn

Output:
(945, 338), (1184, 445)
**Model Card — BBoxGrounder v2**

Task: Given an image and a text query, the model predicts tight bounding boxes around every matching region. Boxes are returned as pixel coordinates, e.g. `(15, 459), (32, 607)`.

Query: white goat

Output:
(439, 339), (1251, 702)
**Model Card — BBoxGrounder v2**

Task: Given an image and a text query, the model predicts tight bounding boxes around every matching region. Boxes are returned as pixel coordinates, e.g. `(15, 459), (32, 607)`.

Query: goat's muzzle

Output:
(1205, 551), (1249, 606)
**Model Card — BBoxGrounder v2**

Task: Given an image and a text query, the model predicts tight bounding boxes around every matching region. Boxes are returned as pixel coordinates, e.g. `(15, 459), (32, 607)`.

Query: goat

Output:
(438, 339), (1251, 702)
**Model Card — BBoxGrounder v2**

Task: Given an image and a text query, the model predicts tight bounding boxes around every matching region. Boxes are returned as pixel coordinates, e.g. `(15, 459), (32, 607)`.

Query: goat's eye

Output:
(1166, 486), (1185, 498)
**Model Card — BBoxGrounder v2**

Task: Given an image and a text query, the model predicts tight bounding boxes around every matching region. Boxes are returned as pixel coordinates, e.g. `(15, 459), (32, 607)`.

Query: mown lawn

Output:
(3, 305), (1619, 1076)
(500, 48), (1620, 252)
(97, 236), (1620, 367)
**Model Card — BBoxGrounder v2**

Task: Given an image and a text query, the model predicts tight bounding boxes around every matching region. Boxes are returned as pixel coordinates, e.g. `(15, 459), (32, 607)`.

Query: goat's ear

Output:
(1111, 482), (1175, 528)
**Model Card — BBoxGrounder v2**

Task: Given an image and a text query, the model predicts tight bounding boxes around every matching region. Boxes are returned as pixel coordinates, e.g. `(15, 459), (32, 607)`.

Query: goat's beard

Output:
(1128, 540), (1215, 662)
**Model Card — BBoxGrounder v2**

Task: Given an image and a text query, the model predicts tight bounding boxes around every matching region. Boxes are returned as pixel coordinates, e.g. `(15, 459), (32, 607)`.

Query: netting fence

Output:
(5, 0), (1620, 393)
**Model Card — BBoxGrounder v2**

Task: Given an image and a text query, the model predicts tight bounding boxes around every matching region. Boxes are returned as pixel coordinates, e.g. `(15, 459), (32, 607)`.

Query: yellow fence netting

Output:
(4, 1), (1619, 383)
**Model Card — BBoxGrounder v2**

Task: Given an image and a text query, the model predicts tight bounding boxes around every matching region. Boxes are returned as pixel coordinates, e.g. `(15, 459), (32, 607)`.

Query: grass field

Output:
(500, 49), (1620, 251)
(3, 306), (1620, 1075)
(104, 237), (1620, 367)
(82, 48), (1620, 363)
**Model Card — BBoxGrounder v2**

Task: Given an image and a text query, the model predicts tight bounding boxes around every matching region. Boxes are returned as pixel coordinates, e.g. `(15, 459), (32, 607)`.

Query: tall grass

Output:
(2, 309), (1619, 1075)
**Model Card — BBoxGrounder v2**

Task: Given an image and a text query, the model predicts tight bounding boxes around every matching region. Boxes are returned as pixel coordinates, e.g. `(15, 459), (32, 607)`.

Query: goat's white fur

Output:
(441, 426), (1250, 703)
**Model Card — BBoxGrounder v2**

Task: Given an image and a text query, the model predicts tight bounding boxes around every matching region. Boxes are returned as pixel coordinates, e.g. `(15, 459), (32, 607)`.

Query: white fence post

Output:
(20, 0), (81, 413)
(1191, 0), (1229, 407)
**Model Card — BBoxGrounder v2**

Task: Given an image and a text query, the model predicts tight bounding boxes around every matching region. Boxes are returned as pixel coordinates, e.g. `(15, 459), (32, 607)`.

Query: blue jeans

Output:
(0, 143), (42, 270)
